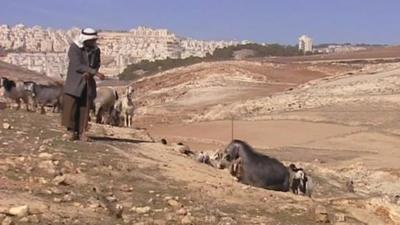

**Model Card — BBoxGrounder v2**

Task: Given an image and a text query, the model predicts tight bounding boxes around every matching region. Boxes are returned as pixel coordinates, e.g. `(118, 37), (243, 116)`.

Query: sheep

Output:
(93, 87), (119, 124)
(0, 77), (31, 111)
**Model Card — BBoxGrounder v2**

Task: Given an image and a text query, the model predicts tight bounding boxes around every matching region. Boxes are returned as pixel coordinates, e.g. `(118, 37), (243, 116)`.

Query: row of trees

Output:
(118, 43), (302, 81)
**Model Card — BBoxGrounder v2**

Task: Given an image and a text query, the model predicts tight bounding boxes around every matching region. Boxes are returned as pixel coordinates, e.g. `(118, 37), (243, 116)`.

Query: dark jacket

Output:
(63, 43), (101, 99)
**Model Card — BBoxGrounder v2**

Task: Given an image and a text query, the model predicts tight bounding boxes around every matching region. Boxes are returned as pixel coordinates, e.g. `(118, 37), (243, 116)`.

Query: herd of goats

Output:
(0, 76), (314, 196)
(0, 76), (134, 127)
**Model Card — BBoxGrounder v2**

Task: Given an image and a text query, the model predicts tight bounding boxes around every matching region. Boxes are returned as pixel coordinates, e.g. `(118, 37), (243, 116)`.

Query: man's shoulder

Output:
(69, 43), (79, 50)
(68, 43), (82, 55)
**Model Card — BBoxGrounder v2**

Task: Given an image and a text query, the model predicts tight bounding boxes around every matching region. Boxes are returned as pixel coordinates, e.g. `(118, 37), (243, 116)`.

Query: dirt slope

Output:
(0, 60), (59, 85)
(1, 109), (399, 225)
(131, 60), (357, 125)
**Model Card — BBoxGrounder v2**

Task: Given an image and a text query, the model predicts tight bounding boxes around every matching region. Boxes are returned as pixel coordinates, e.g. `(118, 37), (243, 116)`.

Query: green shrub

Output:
(118, 43), (303, 81)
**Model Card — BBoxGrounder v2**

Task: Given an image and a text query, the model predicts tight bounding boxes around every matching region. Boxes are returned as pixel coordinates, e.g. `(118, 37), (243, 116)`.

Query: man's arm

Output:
(68, 45), (97, 75)
(93, 47), (105, 80)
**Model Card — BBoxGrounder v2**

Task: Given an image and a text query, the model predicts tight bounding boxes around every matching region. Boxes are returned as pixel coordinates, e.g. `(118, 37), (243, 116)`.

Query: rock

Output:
(165, 212), (176, 221)
(87, 197), (104, 209)
(181, 215), (193, 224)
(29, 203), (49, 214)
(105, 195), (117, 202)
(152, 219), (167, 225)
(120, 185), (134, 192)
(8, 205), (29, 217)
(72, 202), (82, 208)
(114, 204), (124, 218)
(38, 152), (53, 159)
(52, 175), (70, 186)
(205, 215), (217, 223)
(334, 212), (346, 222)
(53, 198), (62, 203)
(0, 165), (9, 172)
(16, 156), (25, 162)
(37, 177), (48, 184)
(63, 194), (73, 202)
(1, 217), (13, 225)
(27, 215), (40, 223)
(0, 206), (8, 214)
(38, 145), (47, 152)
(314, 205), (329, 223)
(42, 139), (53, 145)
(167, 199), (182, 208)
(37, 160), (56, 175)
(220, 216), (237, 224)
(176, 208), (187, 216)
(49, 187), (64, 195)
(18, 217), (29, 223)
(61, 134), (69, 140)
(132, 206), (151, 214)
(2, 123), (11, 130)
(133, 222), (146, 225)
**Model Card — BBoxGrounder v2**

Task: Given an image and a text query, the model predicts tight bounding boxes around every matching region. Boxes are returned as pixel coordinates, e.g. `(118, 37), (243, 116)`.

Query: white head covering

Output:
(73, 28), (98, 48)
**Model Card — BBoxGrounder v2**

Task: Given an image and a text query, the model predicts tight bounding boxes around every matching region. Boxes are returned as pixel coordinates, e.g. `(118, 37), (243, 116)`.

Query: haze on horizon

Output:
(1, 0), (399, 45)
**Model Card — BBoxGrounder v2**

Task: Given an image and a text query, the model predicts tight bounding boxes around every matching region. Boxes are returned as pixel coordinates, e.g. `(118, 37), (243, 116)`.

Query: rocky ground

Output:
(0, 110), (316, 225)
(1, 108), (400, 225)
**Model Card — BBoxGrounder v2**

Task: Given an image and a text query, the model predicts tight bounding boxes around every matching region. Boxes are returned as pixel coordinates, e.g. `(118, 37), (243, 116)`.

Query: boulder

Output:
(8, 205), (29, 217)
(2, 123), (11, 130)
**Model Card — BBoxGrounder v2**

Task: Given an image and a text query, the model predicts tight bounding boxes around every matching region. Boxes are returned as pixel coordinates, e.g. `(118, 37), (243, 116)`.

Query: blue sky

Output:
(0, 0), (399, 45)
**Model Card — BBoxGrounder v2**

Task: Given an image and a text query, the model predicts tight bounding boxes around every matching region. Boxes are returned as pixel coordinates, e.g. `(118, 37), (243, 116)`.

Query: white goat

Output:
(114, 86), (134, 127)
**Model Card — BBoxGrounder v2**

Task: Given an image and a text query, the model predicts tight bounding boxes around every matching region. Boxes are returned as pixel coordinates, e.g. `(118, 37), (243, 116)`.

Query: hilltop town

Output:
(0, 24), (238, 78)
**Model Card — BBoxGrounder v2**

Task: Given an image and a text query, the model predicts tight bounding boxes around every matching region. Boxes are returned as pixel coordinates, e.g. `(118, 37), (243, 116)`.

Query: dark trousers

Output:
(61, 90), (88, 134)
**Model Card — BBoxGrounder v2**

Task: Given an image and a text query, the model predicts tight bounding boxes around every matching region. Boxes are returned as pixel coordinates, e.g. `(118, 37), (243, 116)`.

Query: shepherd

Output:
(61, 28), (105, 141)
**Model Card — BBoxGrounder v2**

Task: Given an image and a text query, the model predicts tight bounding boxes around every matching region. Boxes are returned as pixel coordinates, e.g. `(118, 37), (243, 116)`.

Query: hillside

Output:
(0, 60), (59, 85)
(263, 45), (400, 63)
(119, 43), (302, 81)
(191, 62), (400, 122)
(130, 59), (358, 125)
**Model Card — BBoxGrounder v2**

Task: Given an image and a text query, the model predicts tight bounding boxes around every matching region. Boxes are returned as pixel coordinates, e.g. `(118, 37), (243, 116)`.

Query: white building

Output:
(298, 35), (313, 53)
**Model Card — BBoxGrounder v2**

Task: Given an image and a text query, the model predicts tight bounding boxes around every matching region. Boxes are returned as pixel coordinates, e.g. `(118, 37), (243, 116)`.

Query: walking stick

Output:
(80, 75), (90, 140)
